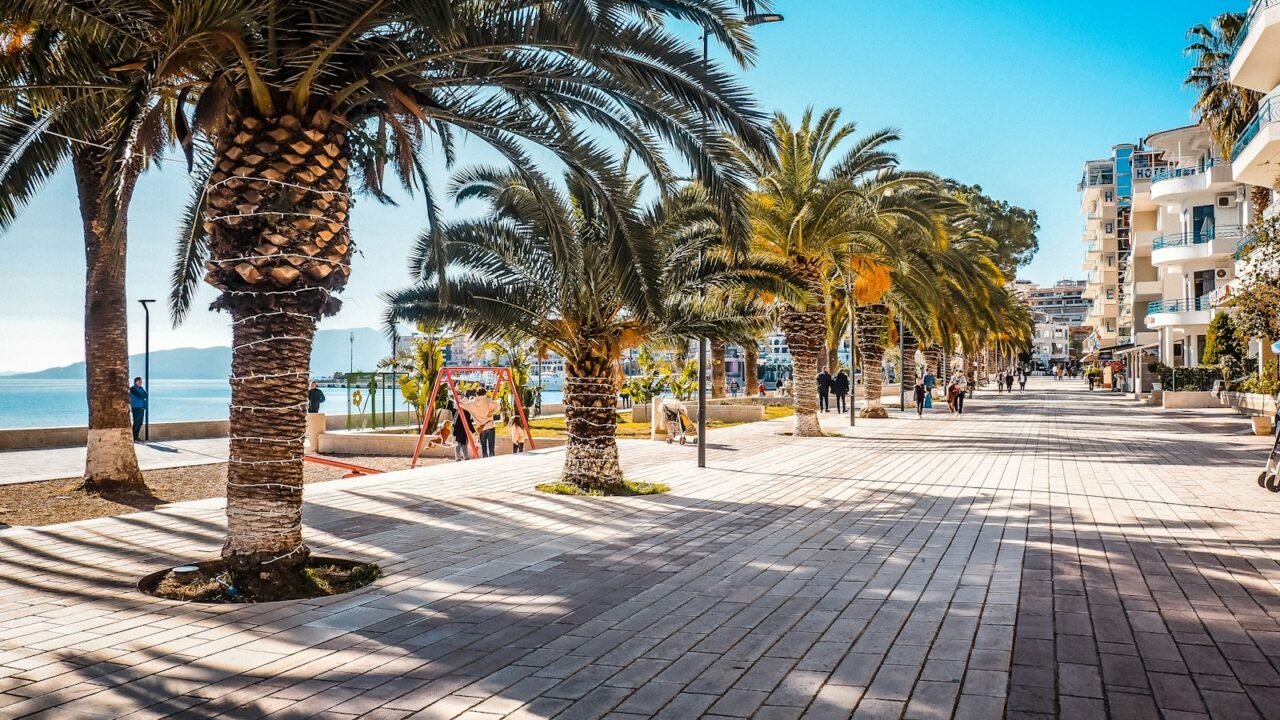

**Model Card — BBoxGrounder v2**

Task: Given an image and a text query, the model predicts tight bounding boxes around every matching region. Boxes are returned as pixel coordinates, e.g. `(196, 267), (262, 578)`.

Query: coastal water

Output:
(0, 378), (564, 430)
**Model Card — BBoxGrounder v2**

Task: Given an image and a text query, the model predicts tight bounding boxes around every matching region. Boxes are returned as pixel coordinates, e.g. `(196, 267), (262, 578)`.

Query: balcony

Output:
(1149, 162), (1235, 202)
(1133, 280), (1162, 299)
(1236, 229), (1259, 259)
(1150, 226), (1244, 267)
(1232, 96), (1280, 187)
(1144, 296), (1214, 330)
(1230, 0), (1280, 93)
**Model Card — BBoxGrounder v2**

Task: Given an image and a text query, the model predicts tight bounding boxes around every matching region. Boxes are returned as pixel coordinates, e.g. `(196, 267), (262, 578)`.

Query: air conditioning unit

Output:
(1215, 268), (1229, 280)
(1217, 194), (1237, 208)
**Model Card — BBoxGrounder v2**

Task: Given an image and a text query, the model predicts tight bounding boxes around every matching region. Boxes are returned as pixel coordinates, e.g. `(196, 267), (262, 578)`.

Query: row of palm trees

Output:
(1, 1), (1029, 594)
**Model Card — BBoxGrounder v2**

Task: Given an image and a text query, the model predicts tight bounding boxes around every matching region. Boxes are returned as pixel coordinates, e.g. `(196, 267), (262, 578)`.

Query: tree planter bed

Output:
(139, 557), (379, 603)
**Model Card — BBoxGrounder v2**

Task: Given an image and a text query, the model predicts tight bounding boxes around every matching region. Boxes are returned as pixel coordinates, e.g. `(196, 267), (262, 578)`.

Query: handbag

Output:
(923, 395), (933, 409)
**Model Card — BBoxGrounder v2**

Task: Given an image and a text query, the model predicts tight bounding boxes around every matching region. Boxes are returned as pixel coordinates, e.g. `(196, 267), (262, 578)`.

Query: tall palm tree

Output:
(0, 15), (157, 491)
(385, 166), (796, 491)
(1185, 12), (1271, 215)
(739, 108), (939, 434)
(21, 0), (772, 592)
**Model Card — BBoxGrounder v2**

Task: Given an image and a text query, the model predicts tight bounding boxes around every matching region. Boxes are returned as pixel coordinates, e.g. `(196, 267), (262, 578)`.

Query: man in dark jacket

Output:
(307, 381), (326, 413)
(816, 367), (832, 412)
(129, 377), (147, 441)
(832, 369), (850, 413)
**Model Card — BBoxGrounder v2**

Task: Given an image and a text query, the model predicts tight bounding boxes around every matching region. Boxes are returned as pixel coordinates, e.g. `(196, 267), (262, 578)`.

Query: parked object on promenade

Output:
(1259, 394), (1280, 492)
(661, 398), (696, 446)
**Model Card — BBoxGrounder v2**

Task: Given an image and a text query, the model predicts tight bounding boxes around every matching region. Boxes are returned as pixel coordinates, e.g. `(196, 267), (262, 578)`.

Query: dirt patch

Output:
(0, 455), (441, 527)
(140, 557), (381, 603)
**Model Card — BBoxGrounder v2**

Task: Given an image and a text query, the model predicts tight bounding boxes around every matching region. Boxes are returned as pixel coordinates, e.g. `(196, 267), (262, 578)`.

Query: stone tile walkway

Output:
(0, 439), (230, 486)
(0, 378), (1278, 719)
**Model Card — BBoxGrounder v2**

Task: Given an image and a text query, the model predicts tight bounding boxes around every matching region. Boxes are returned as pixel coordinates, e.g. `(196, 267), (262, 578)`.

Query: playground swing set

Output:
(301, 365), (535, 478)
(409, 366), (536, 468)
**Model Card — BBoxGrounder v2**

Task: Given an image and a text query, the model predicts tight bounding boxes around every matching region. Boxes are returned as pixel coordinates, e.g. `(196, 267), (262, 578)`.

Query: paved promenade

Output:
(0, 439), (229, 486)
(1, 378), (1278, 719)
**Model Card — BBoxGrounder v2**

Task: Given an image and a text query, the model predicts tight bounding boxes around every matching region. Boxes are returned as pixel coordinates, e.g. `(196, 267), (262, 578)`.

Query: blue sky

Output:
(0, 1), (1238, 372)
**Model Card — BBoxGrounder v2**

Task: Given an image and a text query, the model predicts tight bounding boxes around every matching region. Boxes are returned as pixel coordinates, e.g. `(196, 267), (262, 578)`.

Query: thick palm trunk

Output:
(711, 339), (726, 399)
(205, 110), (352, 594)
(857, 304), (890, 418)
(925, 344), (943, 380)
(563, 339), (623, 491)
(780, 262), (826, 436)
(72, 150), (146, 493)
(744, 344), (759, 394)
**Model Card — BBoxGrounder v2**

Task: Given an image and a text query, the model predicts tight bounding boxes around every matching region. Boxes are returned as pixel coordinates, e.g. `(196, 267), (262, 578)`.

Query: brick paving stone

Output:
(2, 379), (1279, 718)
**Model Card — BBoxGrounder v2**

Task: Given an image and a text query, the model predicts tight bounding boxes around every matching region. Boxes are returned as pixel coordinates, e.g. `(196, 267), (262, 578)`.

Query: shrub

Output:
(1239, 359), (1280, 396)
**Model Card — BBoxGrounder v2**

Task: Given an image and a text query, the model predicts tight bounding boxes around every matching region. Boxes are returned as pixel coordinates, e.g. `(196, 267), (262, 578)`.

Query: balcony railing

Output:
(1151, 225), (1244, 251)
(1151, 160), (1215, 185)
(1236, 230), (1259, 259)
(1231, 0), (1280, 62)
(1234, 95), (1280, 159)
(1146, 296), (1213, 315)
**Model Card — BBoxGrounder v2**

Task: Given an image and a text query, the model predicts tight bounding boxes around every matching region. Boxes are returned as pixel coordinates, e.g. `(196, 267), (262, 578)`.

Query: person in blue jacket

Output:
(129, 377), (147, 442)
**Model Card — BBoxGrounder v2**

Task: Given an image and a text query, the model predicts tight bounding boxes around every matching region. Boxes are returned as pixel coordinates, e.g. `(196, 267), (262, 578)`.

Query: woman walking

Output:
(913, 380), (926, 418)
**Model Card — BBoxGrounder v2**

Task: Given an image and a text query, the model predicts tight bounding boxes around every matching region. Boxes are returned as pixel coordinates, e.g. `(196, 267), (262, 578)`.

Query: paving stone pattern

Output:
(0, 378), (1278, 719)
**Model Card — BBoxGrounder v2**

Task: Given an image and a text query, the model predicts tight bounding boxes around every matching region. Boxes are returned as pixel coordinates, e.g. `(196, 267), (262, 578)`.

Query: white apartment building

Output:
(1142, 125), (1246, 367)
(1030, 312), (1072, 372)
(1013, 279), (1091, 327)
(1079, 145), (1172, 356)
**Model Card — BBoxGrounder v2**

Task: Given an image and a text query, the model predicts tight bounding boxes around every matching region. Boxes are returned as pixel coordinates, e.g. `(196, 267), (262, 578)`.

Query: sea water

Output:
(0, 378), (565, 430)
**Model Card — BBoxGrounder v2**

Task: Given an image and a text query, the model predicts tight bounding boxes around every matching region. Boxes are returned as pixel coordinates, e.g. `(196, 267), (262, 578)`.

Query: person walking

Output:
(1017, 366), (1027, 392)
(946, 379), (958, 414)
(1003, 368), (1014, 393)
(913, 380), (926, 418)
(307, 381), (326, 413)
(817, 367), (832, 412)
(923, 368), (937, 401)
(729, 379), (740, 398)
(833, 369), (850, 414)
(129, 377), (147, 442)
(460, 388), (501, 458)
(953, 372), (967, 415)
(757, 381), (767, 397)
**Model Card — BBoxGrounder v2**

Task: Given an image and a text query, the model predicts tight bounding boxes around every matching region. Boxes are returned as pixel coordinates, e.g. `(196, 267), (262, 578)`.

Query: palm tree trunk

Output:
(205, 110), (353, 594)
(711, 339), (726, 399)
(925, 344), (943, 380)
(744, 343), (759, 394)
(857, 304), (890, 418)
(71, 149), (146, 493)
(780, 262), (826, 436)
(901, 326), (919, 402)
(563, 338), (623, 491)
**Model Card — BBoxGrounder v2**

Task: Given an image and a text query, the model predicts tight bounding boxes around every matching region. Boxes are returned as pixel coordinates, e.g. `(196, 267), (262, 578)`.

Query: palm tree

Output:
(17, 0), (773, 591)
(0, 15), (157, 491)
(739, 108), (940, 434)
(1185, 12), (1271, 214)
(385, 166), (795, 491)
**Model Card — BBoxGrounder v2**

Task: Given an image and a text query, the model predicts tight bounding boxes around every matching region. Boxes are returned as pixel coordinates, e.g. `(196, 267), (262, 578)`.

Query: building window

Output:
(1106, 288), (1114, 300)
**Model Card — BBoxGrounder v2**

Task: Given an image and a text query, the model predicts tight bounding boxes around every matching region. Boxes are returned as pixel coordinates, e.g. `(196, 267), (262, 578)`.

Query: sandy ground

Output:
(0, 455), (442, 527)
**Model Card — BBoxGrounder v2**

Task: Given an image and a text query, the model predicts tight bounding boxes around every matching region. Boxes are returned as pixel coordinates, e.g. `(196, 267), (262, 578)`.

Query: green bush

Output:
(1148, 363), (1220, 392)
(1239, 359), (1280, 396)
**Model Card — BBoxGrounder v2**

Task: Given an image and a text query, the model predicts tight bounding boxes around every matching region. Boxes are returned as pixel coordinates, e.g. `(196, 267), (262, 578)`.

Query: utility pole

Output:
(138, 299), (155, 441)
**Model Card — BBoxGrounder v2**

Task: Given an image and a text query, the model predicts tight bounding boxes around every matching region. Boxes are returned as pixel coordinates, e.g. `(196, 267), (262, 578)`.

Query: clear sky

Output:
(0, 0), (1239, 372)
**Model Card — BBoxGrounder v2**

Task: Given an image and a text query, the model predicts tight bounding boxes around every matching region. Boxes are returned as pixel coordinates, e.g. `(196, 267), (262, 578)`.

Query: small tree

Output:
(1229, 219), (1280, 344)
(380, 325), (452, 427)
(1202, 312), (1246, 365)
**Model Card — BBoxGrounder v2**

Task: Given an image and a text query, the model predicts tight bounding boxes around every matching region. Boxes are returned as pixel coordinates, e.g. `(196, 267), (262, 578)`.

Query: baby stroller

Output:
(661, 399), (696, 445)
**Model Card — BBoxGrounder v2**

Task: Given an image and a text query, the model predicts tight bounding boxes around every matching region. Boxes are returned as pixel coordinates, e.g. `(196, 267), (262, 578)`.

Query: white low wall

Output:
(1162, 391), (1220, 409)
(0, 419), (233, 451)
(631, 403), (765, 424)
(1222, 392), (1278, 418)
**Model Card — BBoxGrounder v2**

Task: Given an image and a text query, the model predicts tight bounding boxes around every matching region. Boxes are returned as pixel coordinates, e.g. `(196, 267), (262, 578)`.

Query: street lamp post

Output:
(698, 10), (784, 469)
(138, 299), (155, 441)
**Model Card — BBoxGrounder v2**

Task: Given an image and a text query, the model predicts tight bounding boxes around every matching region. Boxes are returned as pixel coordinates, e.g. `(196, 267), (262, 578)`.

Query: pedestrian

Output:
(507, 413), (528, 453)
(833, 369), (850, 413)
(1088, 371), (1095, 391)
(953, 373), (967, 415)
(460, 388), (501, 458)
(923, 367), (937, 401)
(619, 388), (631, 409)
(1056, 364), (1063, 382)
(452, 403), (473, 461)
(307, 381), (326, 413)
(946, 379), (959, 414)
(730, 379), (740, 397)
(129, 377), (147, 442)
(966, 371), (976, 399)
(817, 367), (832, 412)
(913, 380), (926, 418)
(1003, 368), (1014, 393)
(1017, 366), (1027, 392)
(757, 381), (767, 397)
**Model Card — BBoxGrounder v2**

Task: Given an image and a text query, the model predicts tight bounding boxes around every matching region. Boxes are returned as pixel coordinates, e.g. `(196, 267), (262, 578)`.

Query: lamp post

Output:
(698, 10), (784, 469)
(138, 299), (155, 441)
(846, 274), (856, 426)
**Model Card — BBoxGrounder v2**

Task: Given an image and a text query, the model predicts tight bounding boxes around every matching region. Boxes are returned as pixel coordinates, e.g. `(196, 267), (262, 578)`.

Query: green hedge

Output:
(1148, 363), (1220, 392)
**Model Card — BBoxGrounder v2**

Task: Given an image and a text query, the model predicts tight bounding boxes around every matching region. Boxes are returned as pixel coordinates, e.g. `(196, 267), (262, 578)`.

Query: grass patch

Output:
(535, 480), (670, 497)
(513, 404), (796, 440)
(146, 559), (381, 603)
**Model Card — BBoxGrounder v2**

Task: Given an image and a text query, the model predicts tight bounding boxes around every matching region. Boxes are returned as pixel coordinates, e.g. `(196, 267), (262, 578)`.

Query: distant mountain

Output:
(8, 327), (392, 380)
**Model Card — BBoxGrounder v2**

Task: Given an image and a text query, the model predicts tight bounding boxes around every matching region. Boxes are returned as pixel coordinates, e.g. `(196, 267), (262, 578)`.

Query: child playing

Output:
(507, 413), (529, 453)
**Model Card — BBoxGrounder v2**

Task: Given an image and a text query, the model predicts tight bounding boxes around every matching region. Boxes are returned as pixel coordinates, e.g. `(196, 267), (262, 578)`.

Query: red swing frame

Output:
(410, 366), (537, 468)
